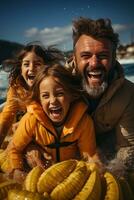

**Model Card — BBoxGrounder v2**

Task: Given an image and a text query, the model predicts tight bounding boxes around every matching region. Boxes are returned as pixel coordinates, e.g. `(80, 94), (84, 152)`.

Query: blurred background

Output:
(0, 0), (134, 104)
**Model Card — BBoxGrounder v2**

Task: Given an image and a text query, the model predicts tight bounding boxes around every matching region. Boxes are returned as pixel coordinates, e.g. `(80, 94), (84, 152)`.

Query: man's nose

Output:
(89, 55), (99, 68)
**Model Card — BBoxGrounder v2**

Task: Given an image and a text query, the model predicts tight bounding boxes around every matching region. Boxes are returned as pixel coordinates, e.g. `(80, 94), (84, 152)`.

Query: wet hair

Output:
(31, 63), (82, 102)
(72, 17), (119, 51)
(2, 42), (64, 87)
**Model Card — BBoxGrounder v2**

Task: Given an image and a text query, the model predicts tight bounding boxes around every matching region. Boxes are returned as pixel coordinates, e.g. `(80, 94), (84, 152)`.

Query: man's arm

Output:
(116, 92), (134, 172)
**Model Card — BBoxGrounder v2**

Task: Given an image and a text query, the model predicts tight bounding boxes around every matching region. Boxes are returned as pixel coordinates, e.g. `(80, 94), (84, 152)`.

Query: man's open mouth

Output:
(86, 70), (105, 81)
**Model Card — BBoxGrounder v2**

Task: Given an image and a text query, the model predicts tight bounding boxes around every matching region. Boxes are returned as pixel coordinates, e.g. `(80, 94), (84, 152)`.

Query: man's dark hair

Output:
(72, 17), (119, 50)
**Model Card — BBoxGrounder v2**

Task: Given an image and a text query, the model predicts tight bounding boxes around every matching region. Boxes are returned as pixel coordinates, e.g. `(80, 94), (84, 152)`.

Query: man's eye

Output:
(57, 92), (64, 97)
(81, 54), (89, 58)
(98, 54), (109, 59)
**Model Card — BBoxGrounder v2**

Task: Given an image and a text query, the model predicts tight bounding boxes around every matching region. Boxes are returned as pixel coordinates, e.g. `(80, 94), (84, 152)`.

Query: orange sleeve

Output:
(7, 113), (36, 172)
(0, 87), (20, 145)
(78, 114), (97, 157)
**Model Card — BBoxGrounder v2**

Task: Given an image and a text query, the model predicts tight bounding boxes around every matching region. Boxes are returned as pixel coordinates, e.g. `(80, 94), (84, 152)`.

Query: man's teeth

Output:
(88, 71), (102, 76)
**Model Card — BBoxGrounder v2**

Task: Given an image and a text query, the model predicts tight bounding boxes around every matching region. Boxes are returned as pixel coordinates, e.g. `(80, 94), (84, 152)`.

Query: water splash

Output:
(105, 158), (127, 178)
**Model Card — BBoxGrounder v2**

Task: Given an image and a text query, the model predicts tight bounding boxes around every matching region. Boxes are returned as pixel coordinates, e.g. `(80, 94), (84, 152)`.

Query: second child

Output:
(7, 64), (101, 181)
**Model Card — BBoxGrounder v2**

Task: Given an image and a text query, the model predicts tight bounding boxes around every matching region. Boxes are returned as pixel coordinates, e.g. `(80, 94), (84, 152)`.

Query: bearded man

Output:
(66, 17), (134, 174)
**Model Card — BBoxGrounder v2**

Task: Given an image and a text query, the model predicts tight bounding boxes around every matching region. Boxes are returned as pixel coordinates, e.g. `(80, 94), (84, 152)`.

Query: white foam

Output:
(126, 76), (134, 83)
(118, 58), (134, 64)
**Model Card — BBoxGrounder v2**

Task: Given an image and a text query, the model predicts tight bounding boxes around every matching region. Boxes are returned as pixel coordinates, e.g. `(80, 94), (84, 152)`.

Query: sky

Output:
(0, 0), (134, 51)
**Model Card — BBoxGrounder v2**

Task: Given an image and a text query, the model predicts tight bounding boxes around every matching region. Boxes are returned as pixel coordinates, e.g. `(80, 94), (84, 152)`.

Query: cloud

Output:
(25, 23), (134, 51)
(113, 23), (134, 32)
(25, 27), (38, 37)
(25, 25), (73, 51)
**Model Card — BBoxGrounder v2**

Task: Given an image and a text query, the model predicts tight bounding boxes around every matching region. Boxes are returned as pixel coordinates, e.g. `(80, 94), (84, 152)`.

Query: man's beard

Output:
(81, 63), (116, 99)
(74, 57), (115, 99)
(82, 77), (108, 99)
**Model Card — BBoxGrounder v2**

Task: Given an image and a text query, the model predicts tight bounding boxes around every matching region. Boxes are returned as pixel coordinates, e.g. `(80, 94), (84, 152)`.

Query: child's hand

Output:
(25, 143), (53, 169)
(91, 154), (106, 175)
(82, 152), (106, 175)
(43, 152), (54, 169)
(13, 169), (27, 183)
(26, 147), (45, 168)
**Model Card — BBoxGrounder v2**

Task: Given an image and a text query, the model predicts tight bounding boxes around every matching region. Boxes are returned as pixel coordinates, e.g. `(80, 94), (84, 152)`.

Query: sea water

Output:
(0, 62), (134, 104)
(0, 70), (8, 104)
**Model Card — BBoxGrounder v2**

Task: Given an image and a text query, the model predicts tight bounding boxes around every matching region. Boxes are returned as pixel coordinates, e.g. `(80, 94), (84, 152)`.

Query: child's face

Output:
(39, 76), (72, 126)
(21, 52), (44, 87)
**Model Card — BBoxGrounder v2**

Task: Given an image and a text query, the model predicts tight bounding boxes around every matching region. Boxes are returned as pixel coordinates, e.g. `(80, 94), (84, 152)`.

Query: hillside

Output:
(0, 40), (24, 64)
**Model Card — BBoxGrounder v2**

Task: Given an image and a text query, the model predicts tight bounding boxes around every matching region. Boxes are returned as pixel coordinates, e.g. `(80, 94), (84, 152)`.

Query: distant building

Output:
(117, 43), (134, 60)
